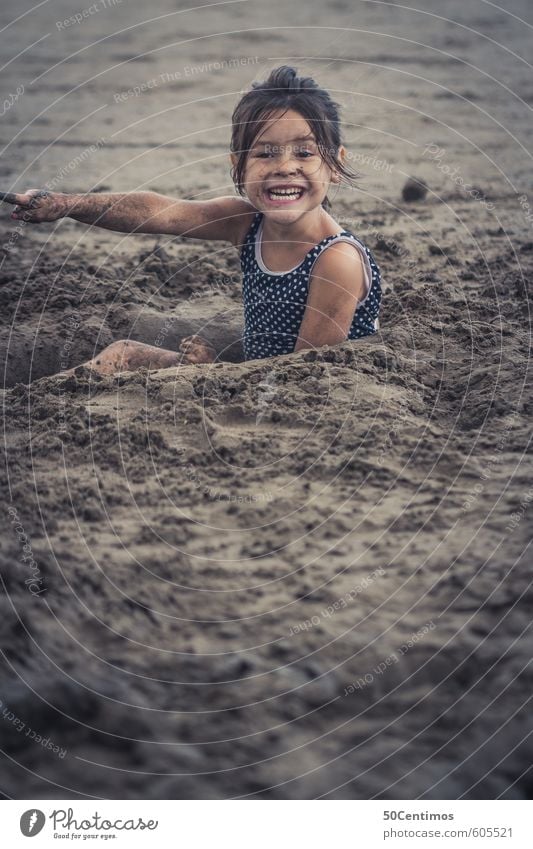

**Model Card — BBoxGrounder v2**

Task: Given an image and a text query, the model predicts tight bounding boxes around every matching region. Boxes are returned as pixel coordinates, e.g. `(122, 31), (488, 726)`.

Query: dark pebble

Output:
(402, 177), (428, 202)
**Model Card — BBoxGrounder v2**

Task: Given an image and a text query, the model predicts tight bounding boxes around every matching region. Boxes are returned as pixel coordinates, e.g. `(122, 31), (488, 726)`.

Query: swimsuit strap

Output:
(243, 211), (262, 244)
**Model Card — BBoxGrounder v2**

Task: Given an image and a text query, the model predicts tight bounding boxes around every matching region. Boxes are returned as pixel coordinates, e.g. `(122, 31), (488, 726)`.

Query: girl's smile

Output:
(263, 182), (308, 205)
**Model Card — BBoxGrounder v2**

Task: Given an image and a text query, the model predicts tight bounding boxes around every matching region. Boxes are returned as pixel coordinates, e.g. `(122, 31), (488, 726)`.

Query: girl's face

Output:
(231, 108), (345, 223)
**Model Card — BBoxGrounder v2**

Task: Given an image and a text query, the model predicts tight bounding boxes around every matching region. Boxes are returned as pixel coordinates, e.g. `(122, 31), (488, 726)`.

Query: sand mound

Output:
(2, 199), (532, 797)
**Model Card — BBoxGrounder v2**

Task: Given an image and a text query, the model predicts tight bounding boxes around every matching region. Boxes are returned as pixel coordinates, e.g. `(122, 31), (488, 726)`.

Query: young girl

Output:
(6, 65), (382, 374)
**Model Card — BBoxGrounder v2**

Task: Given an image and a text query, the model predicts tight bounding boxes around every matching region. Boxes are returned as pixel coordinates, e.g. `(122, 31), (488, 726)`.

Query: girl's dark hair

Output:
(230, 65), (362, 212)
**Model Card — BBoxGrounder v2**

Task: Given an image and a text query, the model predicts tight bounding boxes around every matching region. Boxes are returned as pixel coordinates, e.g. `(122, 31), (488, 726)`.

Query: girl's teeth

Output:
(268, 189), (303, 199)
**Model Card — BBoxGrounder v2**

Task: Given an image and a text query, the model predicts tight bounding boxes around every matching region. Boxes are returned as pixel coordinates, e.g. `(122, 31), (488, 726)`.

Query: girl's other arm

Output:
(293, 243), (368, 353)
(7, 190), (254, 242)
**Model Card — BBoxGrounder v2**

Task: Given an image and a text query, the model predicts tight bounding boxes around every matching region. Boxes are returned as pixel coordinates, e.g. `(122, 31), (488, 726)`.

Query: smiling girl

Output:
(6, 65), (381, 374)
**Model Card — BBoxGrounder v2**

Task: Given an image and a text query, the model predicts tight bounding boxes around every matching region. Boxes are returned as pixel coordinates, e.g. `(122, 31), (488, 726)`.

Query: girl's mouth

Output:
(264, 186), (306, 204)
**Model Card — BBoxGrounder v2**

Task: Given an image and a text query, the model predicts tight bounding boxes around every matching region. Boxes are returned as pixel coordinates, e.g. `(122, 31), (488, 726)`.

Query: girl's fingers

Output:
(0, 190), (40, 207)
(182, 334), (211, 345)
(178, 336), (216, 364)
(0, 192), (32, 206)
(179, 336), (201, 350)
(3, 190), (47, 221)
(0, 192), (23, 205)
(12, 206), (34, 220)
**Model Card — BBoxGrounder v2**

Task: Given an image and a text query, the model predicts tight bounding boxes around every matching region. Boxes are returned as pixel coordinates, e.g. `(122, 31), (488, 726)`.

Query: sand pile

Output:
(2, 190), (532, 797)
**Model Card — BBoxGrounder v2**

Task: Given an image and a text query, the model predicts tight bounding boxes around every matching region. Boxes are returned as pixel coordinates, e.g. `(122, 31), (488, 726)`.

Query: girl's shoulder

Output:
(311, 220), (380, 269)
(308, 225), (381, 303)
(334, 226), (381, 273)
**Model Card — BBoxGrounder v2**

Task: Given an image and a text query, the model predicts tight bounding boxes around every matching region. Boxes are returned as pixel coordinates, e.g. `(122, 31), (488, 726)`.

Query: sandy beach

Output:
(1, 0), (532, 799)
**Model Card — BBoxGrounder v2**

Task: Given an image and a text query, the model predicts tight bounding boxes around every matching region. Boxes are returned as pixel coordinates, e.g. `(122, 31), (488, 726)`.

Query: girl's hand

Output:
(179, 335), (217, 364)
(2, 189), (72, 223)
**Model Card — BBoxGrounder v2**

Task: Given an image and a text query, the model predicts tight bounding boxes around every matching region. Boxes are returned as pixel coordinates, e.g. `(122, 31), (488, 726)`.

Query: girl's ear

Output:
(229, 152), (238, 169)
(331, 145), (346, 184)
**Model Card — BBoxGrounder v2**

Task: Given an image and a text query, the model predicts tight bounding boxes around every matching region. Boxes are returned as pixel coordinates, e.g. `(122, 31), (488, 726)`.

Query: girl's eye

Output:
(253, 150), (315, 159)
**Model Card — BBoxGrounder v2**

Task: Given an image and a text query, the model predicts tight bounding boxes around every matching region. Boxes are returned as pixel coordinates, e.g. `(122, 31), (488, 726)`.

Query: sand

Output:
(1, 0), (532, 800)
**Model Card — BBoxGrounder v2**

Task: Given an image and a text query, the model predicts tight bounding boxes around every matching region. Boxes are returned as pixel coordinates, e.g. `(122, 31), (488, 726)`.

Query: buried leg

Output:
(61, 335), (216, 376)
(80, 340), (182, 375)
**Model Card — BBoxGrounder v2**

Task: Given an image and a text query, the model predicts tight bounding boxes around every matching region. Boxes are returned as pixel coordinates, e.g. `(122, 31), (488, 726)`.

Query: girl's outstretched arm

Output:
(4, 189), (254, 242)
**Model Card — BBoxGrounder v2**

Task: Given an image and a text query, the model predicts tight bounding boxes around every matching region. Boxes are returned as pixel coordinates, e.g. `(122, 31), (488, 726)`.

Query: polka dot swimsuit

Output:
(239, 211), (382, 361)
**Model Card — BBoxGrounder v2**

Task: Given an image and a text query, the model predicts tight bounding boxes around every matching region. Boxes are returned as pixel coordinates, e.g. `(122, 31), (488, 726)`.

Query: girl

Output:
(6, 65), (382, 374)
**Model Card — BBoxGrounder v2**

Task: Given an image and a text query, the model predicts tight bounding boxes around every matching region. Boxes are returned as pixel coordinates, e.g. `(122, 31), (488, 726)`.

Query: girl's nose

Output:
(272, 147), (302, 175)
(274, 158), (300, 175)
